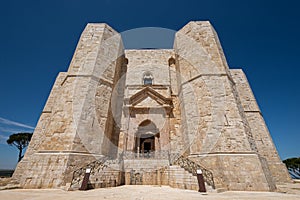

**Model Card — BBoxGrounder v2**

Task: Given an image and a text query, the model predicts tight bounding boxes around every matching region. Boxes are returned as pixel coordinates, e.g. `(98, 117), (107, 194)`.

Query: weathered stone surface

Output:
(13, 23), (124, 188)
(231, 69), (291, 184)
(12, 21), (290, 192)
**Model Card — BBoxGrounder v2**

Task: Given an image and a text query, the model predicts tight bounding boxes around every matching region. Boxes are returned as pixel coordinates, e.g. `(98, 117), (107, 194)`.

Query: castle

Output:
(12, 21), (291, 191)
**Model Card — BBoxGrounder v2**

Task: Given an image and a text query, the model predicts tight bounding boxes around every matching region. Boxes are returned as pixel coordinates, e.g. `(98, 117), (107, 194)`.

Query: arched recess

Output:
(135, 120), (160, 153)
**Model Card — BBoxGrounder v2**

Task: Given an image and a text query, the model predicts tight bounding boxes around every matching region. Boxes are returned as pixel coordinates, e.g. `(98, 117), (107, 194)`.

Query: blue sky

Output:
(0, 0), (299, 169)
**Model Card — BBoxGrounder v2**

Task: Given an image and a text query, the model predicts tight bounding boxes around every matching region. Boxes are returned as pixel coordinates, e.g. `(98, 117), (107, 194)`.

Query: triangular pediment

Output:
(126, 87), (173, 107)
(135, 96), (161, 107)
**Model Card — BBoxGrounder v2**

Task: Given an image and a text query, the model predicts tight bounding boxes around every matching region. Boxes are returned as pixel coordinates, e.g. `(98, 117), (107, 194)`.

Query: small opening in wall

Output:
(168, 57), (176, 66)
(143, 72), (153, 85)
(144, 78), (152, 85)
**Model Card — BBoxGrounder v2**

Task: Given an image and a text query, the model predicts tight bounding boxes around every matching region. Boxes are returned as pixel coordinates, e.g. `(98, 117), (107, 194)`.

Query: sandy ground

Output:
(0, 185), (300, 200)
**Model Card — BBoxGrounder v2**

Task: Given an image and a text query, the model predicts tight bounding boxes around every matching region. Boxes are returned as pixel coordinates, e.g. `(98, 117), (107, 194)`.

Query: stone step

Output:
(169, 172), (195, 177)
(169, 167), (178, 169)
(170, 177), (197, 182)
(168, 164), (217, 193)
(171, 177), (196, 181)
(170, 183), (199, 191)
(169, 171), (194, 175)
(169, 173), (195, 178)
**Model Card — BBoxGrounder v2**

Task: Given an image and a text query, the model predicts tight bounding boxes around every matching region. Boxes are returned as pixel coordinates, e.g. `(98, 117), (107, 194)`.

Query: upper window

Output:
(143, 72), (153, 85)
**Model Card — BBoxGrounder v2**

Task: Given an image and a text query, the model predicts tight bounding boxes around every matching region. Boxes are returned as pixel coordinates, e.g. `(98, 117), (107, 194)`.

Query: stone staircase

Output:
(168, 165), (215, 192)
(171, 155), (216, 190)
(169, 165), (198, 190)
(69, 157), (122, 190)
(69, 153), (217, 193)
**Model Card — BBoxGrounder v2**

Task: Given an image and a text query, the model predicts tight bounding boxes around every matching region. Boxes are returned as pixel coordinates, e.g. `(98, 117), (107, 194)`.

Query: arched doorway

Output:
(135, 120), (159, 154)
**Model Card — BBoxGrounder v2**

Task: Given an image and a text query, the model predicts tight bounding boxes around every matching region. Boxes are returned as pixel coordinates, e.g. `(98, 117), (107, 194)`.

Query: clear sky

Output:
(0, 0), (299, 169)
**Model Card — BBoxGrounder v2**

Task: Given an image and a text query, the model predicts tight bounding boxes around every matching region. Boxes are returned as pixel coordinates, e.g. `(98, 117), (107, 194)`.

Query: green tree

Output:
(283, 157), (300, 169)
(7, 132), (33, 162)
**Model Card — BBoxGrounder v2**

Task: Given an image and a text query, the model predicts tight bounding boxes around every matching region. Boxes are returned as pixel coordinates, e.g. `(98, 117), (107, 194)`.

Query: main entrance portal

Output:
(135, 120), (159, 154)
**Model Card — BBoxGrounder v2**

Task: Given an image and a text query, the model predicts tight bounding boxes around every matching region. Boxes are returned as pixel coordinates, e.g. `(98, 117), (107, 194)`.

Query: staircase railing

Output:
(70, 156), (120, 188)
(171, 154), (215, 189)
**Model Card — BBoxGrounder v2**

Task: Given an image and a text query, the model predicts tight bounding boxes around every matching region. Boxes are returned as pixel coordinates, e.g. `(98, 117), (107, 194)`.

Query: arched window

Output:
(143, 72), (153, 85)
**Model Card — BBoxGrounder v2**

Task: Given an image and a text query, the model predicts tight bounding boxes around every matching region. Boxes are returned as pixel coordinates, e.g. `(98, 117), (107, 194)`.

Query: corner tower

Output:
(174, 21), (290, 190)
(13, 23), (125, 188)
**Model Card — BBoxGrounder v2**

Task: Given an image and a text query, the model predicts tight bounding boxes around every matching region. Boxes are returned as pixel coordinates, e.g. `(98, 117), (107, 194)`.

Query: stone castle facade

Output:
(13, 21), (291, 191)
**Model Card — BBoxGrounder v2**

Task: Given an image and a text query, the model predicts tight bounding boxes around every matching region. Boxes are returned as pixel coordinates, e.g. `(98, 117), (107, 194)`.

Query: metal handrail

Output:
(171, 154), (215, 189)
(70, 156), (119, 188)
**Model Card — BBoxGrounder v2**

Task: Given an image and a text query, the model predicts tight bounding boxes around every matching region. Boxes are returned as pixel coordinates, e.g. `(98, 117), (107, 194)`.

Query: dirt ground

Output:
(0, 185), (300, 200)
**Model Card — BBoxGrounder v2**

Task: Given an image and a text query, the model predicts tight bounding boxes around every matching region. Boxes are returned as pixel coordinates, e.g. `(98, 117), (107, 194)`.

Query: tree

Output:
(283, 157), (300, 169)
(7, 132), (33, 162)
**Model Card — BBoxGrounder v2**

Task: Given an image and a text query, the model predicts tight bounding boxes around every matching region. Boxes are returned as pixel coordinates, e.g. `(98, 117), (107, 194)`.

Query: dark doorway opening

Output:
(144, 142), (151, 152)
(140, 136), (155, 153)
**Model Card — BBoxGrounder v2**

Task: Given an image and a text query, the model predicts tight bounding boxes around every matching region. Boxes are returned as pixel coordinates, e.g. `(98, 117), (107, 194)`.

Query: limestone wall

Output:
(189, 154), (275, 191)
(174, 21), (278, 191)
(169, 96), (184, 153)
(174, 22), (254, 155)
(124, 159), (169, 185)
(124, 49), (174, 97)
(230, 69), (291, 184)
(174, 21), (230, 77)
(13, 23), (124, 188)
